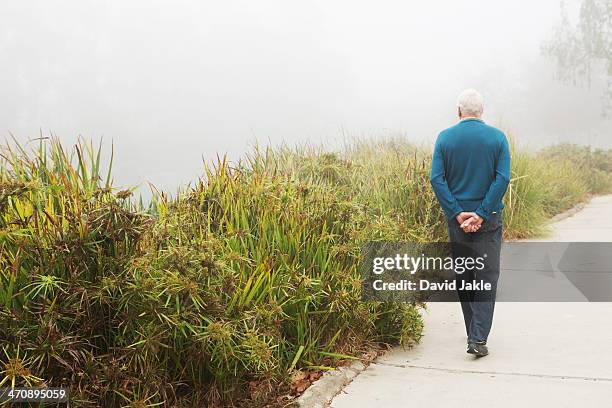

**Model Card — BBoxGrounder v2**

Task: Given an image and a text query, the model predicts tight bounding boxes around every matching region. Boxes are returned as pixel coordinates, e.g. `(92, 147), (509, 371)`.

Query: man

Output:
(430, 89), (511, 357)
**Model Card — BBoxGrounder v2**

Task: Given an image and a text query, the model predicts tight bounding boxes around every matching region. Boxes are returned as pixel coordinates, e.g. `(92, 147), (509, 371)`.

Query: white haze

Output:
(1, 0), (610, 193)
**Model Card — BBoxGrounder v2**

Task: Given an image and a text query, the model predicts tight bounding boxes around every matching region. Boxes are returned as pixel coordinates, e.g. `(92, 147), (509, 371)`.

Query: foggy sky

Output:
(1, 0), (610, 193)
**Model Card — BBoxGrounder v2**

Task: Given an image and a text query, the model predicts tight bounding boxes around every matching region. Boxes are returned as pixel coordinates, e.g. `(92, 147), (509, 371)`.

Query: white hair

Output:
(456, 89), (484, 117)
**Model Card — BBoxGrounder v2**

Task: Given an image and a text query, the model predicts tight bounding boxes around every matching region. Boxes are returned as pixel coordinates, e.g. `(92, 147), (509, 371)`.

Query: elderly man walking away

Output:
(430, 89), (511, 357)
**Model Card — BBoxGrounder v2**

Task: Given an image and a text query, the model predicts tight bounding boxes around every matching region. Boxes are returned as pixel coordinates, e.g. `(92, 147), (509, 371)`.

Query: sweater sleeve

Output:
(475, 134), (511, 221)
(430, 137), (464, 219)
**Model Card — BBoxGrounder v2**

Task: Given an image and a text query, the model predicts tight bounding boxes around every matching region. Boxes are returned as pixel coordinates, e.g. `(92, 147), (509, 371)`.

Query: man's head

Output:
(456, 89), (484, 119)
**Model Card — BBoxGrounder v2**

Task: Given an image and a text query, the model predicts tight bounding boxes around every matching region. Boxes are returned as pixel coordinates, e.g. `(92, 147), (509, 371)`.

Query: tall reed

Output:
(1, 137), (609, 406)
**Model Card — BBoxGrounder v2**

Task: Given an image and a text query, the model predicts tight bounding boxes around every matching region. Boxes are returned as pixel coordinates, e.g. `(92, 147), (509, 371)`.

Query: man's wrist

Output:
(475, 209), (487, 221)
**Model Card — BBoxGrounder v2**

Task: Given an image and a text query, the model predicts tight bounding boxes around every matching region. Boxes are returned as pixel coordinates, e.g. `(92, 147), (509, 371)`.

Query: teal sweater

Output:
(430, 118), (511, 221)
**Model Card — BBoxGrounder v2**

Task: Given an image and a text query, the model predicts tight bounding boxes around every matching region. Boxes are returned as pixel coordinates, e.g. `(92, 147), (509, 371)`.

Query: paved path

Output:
(332, 195), (612, 408)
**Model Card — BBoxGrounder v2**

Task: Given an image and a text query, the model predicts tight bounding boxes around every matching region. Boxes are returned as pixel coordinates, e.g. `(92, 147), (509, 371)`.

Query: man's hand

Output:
(456, 212), (483, 233)
(455, 212), (470, 225)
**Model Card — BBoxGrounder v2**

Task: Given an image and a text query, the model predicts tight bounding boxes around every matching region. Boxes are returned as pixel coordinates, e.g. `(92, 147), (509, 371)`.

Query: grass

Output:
(0, 136), (610, 406)
(503, 142), (612, 238)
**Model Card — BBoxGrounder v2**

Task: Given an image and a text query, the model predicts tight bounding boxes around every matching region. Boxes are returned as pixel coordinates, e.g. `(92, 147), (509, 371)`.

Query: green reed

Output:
(0, 136), (609, 406)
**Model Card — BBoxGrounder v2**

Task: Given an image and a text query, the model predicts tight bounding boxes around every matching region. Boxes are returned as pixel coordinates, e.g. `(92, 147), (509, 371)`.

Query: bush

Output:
(502, 141), (612, 239)
(0, 139), (152, 405)
(1, 137), (609, 406)
(538, 144), (612, 195)
(0, 139), (424, 406)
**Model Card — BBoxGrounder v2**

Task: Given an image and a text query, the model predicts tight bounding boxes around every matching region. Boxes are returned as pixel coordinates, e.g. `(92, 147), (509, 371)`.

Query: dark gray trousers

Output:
(447, 212), (503, 344)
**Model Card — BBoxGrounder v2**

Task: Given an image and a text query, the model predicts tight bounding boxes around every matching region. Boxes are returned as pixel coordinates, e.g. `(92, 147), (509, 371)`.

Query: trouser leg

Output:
(447, 225), (474, 338)
(467, 286), (496, 343)
(467, 232), (502, 343)
(456, 267), (474, 335)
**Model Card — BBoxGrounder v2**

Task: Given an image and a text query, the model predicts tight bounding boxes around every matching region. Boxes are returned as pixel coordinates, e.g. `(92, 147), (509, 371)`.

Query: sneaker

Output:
(467, 342), (489, 357)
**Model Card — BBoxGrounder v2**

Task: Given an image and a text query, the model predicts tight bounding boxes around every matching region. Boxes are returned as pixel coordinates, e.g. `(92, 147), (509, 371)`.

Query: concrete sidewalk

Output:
(332, 195), (612, 408)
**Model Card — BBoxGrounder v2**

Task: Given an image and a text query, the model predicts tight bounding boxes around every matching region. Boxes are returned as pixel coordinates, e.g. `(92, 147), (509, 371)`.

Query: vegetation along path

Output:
(332, 195), (612, 408)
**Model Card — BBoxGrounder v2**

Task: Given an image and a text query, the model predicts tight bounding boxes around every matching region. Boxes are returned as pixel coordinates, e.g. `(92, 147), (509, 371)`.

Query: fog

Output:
(1, 0), (610, 192)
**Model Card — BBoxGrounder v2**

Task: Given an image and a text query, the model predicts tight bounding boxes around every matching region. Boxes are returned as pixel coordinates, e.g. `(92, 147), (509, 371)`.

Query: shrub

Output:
(0, 139), (424, 406)
(1, 137), (609, 406)
(538, 144), (612, 195)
